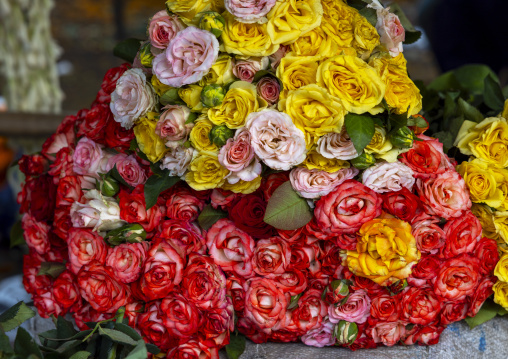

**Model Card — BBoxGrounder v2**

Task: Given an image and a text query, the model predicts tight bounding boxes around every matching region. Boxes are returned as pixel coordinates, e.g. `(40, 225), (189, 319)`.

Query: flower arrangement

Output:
(13, 0), (499, 356)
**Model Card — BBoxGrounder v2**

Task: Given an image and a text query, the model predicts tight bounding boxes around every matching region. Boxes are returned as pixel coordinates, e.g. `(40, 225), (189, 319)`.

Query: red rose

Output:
(350, 275), (386, 297)
(100, 63), (130, 95)
(182, 254), (227, 310)
(407, 255), (442, 287)
(473, 237), (499, 276)
(434, 255), (480, 301)
(119, 185), (163, 236)
(166, 190), (204, 222)
(381, 187), (422, 223)
(367, 320), (407, 346)
(272, 267), (308, 296)
(33, 288), (63, 318)
(226, 274), (246, 312)
(160, 293), (201, 339)
(315, 179), (382, 234)
(56, 176), (83, 207)
(269, 329), (300, 343)
(403, 324), (444, 345)
(401, 287), (441, 325)
(411, 215), (445, 254)
(18, 154), (48, 176)
(106, 241), (149, 284)
(41, 132), (74, 161)
(237, 317), (268, 344)
(53, 270), (81, 312)
(160, 219), (207, 256)
(166, 338), (219, 359)
(206, 218), (254, 277)
(48, 148), (75, 181)
(55, 114), (78, 143)
(77, 261), (131, 313)
(468, 276), (496, 317)
(261, 172), (289, 200)
(125, 301), (144, 328)
(400, 134), (453, 178)
(277, 227), (306, 243)
(252, 236), (291, 276)
(21, 214), (51, 255)
(140, 238), (185, 300)
(23, 252), (52, 295)
(73, 303), (114, 331)
(229, 192), (275, 239)
(77, 104), (112, 144)
(68, 228), (108, 274)
(138, 301), (177, 351)
(202, 300), (234, 346)
(308, 278), (330, 292)
(441, 211), (482, 258)
(320, 241), (343, 278)
(370, 293), (400, 322)
(20, 175), (56, 221)
(210, 188), (239, 210)
(335, 232), (357, 250)
(304, 218), (332, 240)
(104, 117), (135, 152)
(349, 332), (377, 350)
(53, 207), (72, 240)
(440, 301), (468, 325)
(291, 289), (328, 332)
(289, 242), (319, 271)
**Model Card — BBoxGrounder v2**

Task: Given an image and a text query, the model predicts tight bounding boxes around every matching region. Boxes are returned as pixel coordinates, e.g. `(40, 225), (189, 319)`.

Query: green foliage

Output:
(9, 220), (25, 248)
(0, 301), (36, 333)
(465, 299), (507, 329)
(344, 113), (375, 155)
(144, 167), (180, 210)
(198, 204), (228, 230)
(113, 38), (142, 64)
(225, 332), (246, 359)
(38, 262), (66, 279)
(160, 88), (185, 106)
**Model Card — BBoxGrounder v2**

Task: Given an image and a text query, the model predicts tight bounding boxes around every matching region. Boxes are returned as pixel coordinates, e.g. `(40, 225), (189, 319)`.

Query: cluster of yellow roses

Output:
(456, 102), (508, 309)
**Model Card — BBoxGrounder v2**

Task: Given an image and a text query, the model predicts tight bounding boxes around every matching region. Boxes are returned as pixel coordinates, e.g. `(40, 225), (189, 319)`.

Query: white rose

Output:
(316, 127), (358, 160)
(160, 145), (196, 177)
(70, 190), (125, 232)
(362, 161), (415, 193)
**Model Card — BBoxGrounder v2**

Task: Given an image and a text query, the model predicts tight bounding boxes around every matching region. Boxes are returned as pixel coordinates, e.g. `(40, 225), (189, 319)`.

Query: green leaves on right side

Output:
(344, 113), (375, 156)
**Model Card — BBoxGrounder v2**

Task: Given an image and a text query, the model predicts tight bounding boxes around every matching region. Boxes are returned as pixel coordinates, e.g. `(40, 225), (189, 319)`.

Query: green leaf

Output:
(113, 323), (142, 341)
(465, 300), (501, 329)
(457, 98), (483, 123)
(454, 64), (498, 96)
(404, 30), (422, 45)
(108, 164), (133, 190)
(432, 131), (454, 153)
(226, 333), (246, 359)
(197, 204), (228, 230)
(263, 181), (313, 230)
(124, 340), (148, 359)
(98, 327), (138, 347)
(484, 74), (505, 111)
(428, 71), (460, 92)
(503, 84), (508, 99)
(69, 351), (91, 359)
(55, 339), (83, 354)
(0, 331), (14, 355)
(287, 293), (303, 310)
(9, 220), (25, 248)
(407, 116), (428, 129)
(359, 7), (377, 27)
(113, 38), (142, 63)
(344, 113), (375, 155)
(449, 115), (465, 140)
(146, 344), (160, 355)
(14, 327), (43, 358)
(185, 112), (199, 125)
(0, 301), (36, 332)
(56, 316), (78, 340)
(347, 0), (370, 10)
(160, 88), (185, 106)
(388, 113), (408, 132)
(144, 171), (180, 210)
(38, 262), (66, 279)
(443, 91), (460, 123)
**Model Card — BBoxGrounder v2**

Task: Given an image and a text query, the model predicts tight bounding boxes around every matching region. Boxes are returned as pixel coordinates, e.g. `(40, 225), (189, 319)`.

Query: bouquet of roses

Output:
(14, 0), (499, 356)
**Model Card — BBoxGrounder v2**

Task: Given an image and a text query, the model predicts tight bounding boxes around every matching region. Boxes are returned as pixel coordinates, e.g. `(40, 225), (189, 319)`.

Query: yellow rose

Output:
(222, 176), (262, 194)
(207, 81), (260, 129)
(221, 12), (279, 57)
(266, 0), (323, 46)
(457, 159), (505, 208)
(494, 281), (508, 310)
(151, 76), (173, 96)
(189, 116), (219, 153)
(494, 211), (508, 244)
(279, 84), (346, 148)
(165, 0), (211, 24)
(495, 253), (508, 282)
(179, 85), (205, 112)
(471, 203), (500, 241)
(276, 54), (319, 97)
(320, 0), (355, 48)
(317, 55), (385, 114)
(455, 117), (508, 168)
(496, 170), (508, 211)
(364, 125), (393, 156)
(186, 153), (229, 190)
(133, 112), (168, 163)
(300, 148), (350, 172)
(345, 218), (421, 286)
(211, 0), (225, 13)
(352, 13), (379, 60)
(289, 27), (338, 58)
(199, 53), (235, 86)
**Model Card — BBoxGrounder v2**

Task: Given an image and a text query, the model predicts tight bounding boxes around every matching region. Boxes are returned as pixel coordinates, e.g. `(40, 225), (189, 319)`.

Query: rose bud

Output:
(104, 223), (147, 246)
(209, 124), (234, 147)
(334, 320), (358, 346)
(325, 279), (350, 305)
(350, 152), (375, 170)
(199, 11), (225, 38)
(388, 126), (414, 149)
(256, 76), (280, 105)
(388, 279), (408, 296)
(408, 114), (429, 135)
(139, 41), (154, 68)
(100, 174), (120, 197)
(201, 84), (226, 108)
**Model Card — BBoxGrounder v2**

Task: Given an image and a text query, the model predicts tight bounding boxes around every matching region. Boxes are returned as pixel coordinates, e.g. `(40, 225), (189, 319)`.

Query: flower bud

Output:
(388, 279), (408, 296)
(104, 223), (147, 246)
(199, 11), (225, 38)
(139, 41), (155, 68)
(201, 84), (226, 108)
(209, 125), (234, 147)
(407, 114), (429, 135)
(326, 279), (350, 304)
(389, 126), (414, 149)
(334, 320), (358, 346)
(350, 152), (376, 170)
(101, 175), (120, 197)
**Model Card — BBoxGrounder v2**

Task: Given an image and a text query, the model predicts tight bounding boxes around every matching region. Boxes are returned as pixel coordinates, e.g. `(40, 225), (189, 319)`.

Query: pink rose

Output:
(21, 214), (51, 255)
(70, 201), (99, 229)
(416, 170), (471, 219)
(375, 8), (405, 57)
(268, 45), (289, 70)
(219, 128), (262, 183)
(155, 105), (193, 148)
(148, 10), (185, 50)
(328, 289), (371, 324)
(106, 153), (147, 187)
(316, 127), (358, 160)
(290, 167), (359, 199)
(256, 76), (280, 104)
(105, 242), (149, 284)
(368, 320), (406, 346)
(166, 190), (204, 222)
(225, 0), (276, 23)
(233, 57), (269, 83)
(72, 137), (104, 178)
(153, 27), (219, 87)
(206, 218), (255, 277)
(300, 319), (336, 347)
(68, 228), (108, 274)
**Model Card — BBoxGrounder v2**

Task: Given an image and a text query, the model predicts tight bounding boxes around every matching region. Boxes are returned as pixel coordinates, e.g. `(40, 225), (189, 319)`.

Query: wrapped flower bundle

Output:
(15, 0), (499, 356)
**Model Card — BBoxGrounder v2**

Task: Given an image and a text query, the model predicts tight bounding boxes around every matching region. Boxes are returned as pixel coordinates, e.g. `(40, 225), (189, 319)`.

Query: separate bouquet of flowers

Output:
(14, 0), (499, 356)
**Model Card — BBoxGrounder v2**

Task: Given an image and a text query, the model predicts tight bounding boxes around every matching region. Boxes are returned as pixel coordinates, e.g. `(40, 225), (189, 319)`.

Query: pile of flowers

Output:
(16, 0), (499, 356)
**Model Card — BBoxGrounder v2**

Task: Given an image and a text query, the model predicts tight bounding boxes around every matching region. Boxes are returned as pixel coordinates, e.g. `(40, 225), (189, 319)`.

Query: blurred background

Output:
(0, 0), (507, 281)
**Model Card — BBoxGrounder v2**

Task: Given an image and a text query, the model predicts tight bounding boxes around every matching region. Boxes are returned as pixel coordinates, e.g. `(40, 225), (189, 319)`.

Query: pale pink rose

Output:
(362, 161), (415, 193)
(225, 0), (276, 23)
(73, 137), (104, 177)
(70, 189), (125, 232)
(368, 320), (407, 346)
(106, 154), (146, 187)
(233, 57), (269, 83)
(106, 242), (149, 284)
(160, 146), (195, 177)
(316, 127), (358, 160)
(290, 167), (359, 199)
(155, 105), (193, 148)
(416, 170), (471, 219)
(328, 289), (371, 324)
(268, 45), (289, 70)
(375, 7), (405, 57)
(152, 27), (219, 88)
(301, 319), (336, 347)
(70, 201), (100, 229)
(21, 214), (50, 255)
(110, 68), (157, 129)
(148, 10), (185, 50)
(219, 128), (262, 183)
(67, 228), (108, 274)
(246, 109), (306, 170)
(256, 76), (280, 104)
